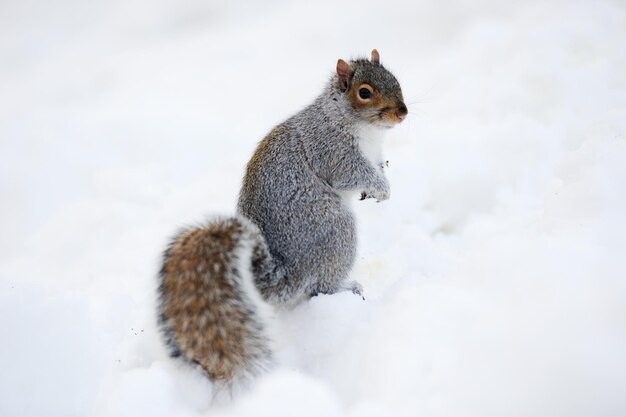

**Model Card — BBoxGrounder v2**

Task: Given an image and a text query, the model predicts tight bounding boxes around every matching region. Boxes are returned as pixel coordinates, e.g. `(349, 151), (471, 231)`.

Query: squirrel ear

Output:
(336, 59), (353, 92)
(371, 49), (380, 64)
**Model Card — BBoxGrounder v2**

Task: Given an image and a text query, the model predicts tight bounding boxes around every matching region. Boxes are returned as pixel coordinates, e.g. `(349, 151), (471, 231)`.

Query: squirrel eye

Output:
(358, 88), (372, 99)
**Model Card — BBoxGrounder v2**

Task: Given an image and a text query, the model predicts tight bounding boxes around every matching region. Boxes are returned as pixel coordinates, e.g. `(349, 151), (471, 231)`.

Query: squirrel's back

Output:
(157, 217), (273, 390)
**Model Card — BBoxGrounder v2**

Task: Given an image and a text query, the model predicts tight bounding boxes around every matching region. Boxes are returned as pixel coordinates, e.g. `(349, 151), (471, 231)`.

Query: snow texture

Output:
(1, 0), (625, 416)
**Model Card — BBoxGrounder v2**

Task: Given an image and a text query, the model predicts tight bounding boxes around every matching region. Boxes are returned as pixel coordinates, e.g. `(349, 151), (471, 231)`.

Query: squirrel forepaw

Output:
(360, 187), (390, 202)
(346, 280), (365, 300)
(375, 189), (390, 202)
(374, 177), (391, 202)
(360, 191), (375, 201)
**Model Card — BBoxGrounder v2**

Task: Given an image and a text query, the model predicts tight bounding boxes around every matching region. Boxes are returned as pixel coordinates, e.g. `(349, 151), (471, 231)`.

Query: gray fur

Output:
(158, 54), (405, 393)
(238, 57), (405, 301)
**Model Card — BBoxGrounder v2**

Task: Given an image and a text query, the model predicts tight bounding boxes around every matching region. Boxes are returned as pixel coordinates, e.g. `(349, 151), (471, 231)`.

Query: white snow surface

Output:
(1, 0), (626, 416)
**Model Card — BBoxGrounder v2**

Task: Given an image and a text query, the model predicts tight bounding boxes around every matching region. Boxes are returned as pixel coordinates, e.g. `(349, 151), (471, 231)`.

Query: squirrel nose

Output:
(396, 102), (408, 122)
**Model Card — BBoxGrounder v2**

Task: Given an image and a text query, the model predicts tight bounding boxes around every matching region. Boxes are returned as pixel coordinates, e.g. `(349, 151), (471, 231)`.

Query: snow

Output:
(1, 0), (626, 416)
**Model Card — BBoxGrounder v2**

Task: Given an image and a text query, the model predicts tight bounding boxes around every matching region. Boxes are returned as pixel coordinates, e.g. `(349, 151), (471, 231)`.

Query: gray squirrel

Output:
(157, 49), (407, 395)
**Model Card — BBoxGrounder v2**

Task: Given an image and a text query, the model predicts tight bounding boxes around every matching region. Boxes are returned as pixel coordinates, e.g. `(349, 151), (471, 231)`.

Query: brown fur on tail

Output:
(157, 217), (273, 388)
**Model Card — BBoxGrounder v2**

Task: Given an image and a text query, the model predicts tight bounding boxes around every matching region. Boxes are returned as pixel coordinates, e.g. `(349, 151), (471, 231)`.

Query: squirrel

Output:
(157, 49), (407, 396)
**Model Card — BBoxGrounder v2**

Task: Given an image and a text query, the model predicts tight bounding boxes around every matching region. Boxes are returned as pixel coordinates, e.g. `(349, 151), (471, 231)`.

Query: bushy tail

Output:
(157, 216), (275, 394)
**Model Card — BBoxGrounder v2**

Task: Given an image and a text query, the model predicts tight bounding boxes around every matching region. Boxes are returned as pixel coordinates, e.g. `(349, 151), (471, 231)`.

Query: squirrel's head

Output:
(336, 49), (407, 128)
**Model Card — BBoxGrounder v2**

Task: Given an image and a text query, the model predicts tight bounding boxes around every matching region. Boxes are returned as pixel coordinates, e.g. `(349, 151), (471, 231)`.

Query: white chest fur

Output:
(338, 124), (387, 206)
(357, 123), (385, 168)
